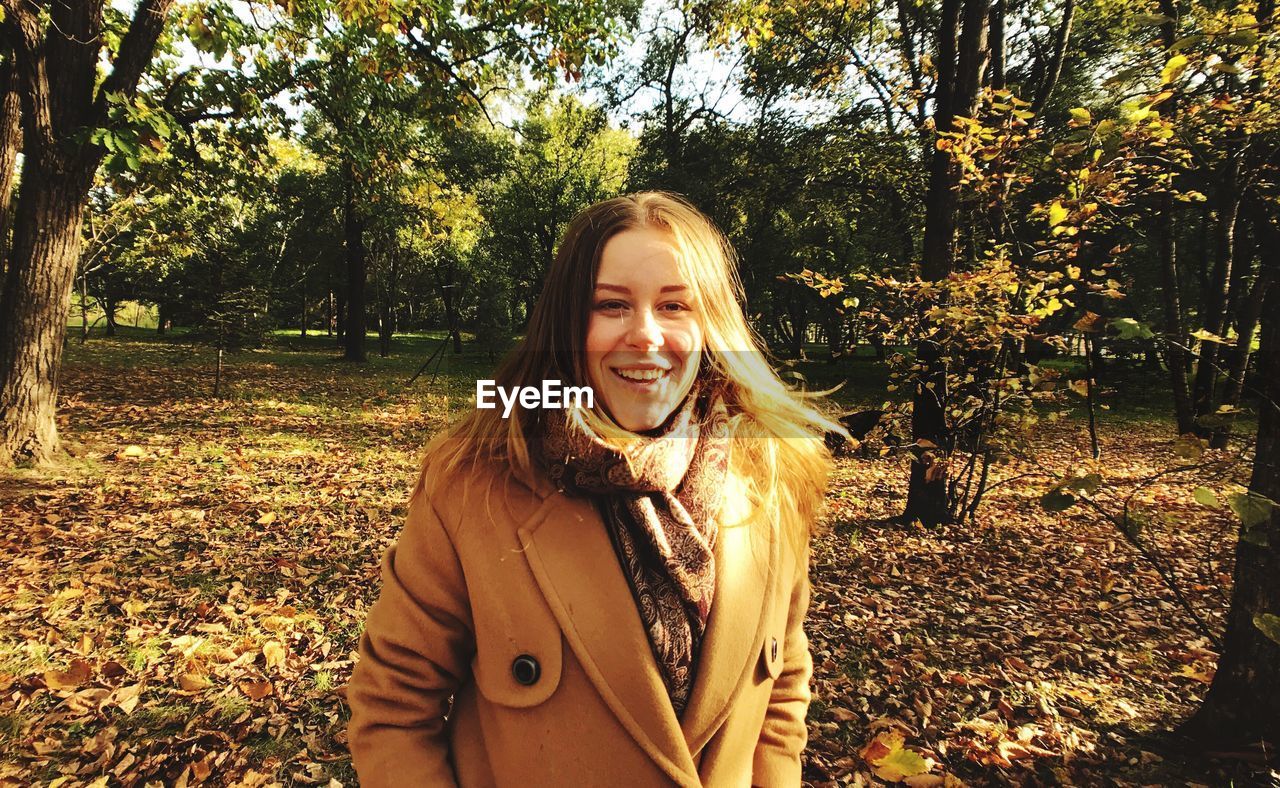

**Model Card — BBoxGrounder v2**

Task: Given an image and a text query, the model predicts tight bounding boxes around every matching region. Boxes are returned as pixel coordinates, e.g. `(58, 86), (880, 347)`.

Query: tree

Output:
(477, 91), (634, 326)
(1179, 269), (1280, 751)
(0, 0), (174, 465)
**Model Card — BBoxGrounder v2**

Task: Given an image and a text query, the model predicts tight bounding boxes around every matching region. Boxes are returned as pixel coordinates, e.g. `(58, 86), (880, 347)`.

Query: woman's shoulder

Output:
(412, 451), (550, 536)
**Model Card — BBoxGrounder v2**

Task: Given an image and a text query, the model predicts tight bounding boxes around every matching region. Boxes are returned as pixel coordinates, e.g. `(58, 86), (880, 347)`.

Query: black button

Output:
(770, 637), (779, 662)
(512, 654), (540, 686)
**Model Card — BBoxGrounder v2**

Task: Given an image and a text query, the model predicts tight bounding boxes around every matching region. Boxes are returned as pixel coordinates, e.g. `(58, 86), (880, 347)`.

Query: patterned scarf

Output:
(536, 388), (731, 716)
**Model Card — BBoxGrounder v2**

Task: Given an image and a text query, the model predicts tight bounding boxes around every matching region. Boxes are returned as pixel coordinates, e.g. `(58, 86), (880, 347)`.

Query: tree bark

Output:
(1179, 281), (1280, 751)
(342, 161), (366, 362)
(1192, 156), (1242, 425)
(1213, 219), (1275, 449)
(1153, 4), (1195, 435)
(0, 0), (174, 466)
(0, 55), (21, 283)
(1030, 0), (1075, 116)
(904, 0), (988, 526)
(104, 295), (118, 337)
(0, 168), (92, 462)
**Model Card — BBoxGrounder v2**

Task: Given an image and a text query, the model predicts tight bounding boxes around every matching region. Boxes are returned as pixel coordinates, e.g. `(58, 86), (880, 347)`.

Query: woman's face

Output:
(585, 226), (703, 433)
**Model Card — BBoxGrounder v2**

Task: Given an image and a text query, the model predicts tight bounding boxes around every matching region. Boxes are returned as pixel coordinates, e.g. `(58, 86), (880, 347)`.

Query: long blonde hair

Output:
(420, 191), (844, 553)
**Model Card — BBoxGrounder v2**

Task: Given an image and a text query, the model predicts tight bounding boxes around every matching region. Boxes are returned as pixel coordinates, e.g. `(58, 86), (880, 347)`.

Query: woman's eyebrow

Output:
(594, 283), (690, 293)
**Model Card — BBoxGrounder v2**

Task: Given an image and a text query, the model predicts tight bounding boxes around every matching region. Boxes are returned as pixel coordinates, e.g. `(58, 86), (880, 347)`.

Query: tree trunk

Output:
(0, 0), (174, 467)
(1213, 220), (1275, 449)
(342, 162), (367, 362)
(0, 167), (94, 464)
(79, 272), (90, 342)
(104, 296), (118, 337)
(1030, 0), (1075, 116)
(0, 57), (21, 282)
(904, 0), (988, 526)
(1179, 282), (1280, 751)
(1157, 195), (1196, 433)
(1192, 157), (1242, 425)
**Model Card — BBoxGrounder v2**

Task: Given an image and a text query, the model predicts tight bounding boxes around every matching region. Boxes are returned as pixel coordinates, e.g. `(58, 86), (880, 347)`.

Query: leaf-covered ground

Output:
(0, 332), (1271, 786)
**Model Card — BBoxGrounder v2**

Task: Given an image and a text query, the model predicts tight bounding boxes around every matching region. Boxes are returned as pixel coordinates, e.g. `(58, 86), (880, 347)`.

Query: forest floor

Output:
(0, 330), (1273, 787)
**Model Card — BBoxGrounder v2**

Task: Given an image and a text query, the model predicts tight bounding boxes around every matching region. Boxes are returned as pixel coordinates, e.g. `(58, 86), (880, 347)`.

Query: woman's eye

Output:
(661, 302), (692, 313)
(595, 300), (626, 312)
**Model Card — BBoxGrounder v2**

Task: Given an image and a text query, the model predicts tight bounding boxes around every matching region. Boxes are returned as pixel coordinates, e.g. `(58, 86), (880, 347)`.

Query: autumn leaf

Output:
(256, 511), (278, 526)
(1189, 328), (1234, 346)
(862, 729), (934, 781)
(1072, 311), (1105, 333)
(178, 672), (211, 692)
(112, 683), (144, 714)
(1161, 54), (1189, 84)
(262, 640), (287, 670)
(239, 679), (274, 700)
(44, 659), (93, 691)
(1047, 201), (1069, 227)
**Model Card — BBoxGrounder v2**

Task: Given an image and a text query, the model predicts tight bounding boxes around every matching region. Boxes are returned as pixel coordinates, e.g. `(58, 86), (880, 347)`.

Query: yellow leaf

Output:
(1162, 54), (1189, 84)
(862, 729), (934, 781)
(44, 659), (92, 691)
(178, 672), (211, 692)
(113, 683), (143, 715)
(1176, 664), (1214, 683)
(263, 640), (287, 670)
(256, 511), (277, 526)
(1048, 201), (1069, 227)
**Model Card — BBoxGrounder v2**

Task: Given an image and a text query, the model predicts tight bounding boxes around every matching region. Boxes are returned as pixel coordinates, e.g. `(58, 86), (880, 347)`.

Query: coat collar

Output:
(510, 460), (777, 785)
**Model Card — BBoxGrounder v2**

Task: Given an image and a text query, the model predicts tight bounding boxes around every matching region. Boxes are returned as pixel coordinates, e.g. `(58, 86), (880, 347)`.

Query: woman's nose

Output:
(625, 308), (664, 349)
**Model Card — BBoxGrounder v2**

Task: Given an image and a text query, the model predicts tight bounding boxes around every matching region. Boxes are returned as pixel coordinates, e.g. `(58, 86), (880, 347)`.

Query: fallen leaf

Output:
(239, 679), (273, 700)
(44, 659), (92, 691)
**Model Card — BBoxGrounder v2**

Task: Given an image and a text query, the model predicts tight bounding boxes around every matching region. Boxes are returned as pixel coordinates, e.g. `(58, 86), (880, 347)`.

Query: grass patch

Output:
(214, 694), (250, 724)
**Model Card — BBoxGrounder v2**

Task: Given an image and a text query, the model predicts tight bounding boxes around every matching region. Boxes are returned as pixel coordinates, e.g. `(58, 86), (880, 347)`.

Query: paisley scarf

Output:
(535, 388), (731, 716)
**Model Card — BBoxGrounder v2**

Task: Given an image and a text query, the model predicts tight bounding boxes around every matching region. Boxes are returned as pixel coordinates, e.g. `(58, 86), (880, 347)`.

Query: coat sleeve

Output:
(752, 538), (814, 787)
(346, 484), (476, 787)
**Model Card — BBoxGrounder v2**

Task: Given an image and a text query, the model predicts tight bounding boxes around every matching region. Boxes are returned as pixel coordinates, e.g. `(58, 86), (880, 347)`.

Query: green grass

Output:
(214, 694), (250, 724)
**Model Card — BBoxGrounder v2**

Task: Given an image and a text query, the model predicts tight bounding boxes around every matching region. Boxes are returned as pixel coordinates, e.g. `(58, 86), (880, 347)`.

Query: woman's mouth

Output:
(611, 367), (670, 389)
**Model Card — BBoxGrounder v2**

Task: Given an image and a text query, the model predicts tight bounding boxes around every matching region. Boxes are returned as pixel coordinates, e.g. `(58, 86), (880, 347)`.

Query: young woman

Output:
(347, 192), (842, 786)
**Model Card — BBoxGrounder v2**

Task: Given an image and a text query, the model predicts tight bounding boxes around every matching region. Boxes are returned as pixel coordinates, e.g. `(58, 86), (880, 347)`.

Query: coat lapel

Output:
(679, 488), (777, 755)
(518, 491), (702, 787)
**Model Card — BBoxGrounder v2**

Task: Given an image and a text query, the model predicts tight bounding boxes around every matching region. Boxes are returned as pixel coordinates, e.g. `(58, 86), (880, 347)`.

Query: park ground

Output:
(0, 329), (1272, 786)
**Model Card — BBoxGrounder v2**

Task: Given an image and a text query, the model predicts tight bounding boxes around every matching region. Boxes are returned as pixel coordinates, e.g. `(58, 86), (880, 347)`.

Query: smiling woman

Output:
(587, 225), (703, 433)
(346, 191), (847, 787)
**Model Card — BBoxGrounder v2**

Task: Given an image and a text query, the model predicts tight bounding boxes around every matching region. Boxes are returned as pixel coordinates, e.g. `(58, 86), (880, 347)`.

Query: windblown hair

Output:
(419, 191), (845, 552)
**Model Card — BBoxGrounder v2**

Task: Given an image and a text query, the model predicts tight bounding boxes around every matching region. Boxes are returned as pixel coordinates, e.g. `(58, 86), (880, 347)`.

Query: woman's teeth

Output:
(613, 368), (668, 382)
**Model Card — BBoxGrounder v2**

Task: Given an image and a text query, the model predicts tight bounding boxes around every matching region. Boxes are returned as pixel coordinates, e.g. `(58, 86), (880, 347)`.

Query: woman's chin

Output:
(616, 412), (667, 433)
(607, 402), (678, 433)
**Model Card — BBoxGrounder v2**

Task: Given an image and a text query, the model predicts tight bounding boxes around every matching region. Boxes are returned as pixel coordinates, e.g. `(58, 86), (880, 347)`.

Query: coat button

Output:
(512, 654), (540, 686)
(770, 637), (779, 662)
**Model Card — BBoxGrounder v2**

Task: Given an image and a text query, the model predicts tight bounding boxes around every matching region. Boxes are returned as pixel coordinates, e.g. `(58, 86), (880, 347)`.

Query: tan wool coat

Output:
(346, 453), (814, 787)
